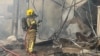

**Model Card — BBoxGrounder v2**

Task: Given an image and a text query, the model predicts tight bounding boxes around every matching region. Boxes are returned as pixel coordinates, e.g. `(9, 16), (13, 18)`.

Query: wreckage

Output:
(0, 0), (100, 56)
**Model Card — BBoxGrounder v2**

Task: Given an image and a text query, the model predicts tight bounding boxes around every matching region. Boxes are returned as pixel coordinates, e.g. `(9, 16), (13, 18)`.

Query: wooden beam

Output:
(97, 6), (100, 37)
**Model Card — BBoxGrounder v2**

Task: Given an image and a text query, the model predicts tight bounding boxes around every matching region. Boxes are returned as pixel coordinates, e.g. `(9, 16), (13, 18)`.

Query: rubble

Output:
(0, 35), (100, 56)
(7, 35), (17, 42)
(0, 35), (17, 46)
(0, 0), (99, 56)
(6, 49), (27, 56)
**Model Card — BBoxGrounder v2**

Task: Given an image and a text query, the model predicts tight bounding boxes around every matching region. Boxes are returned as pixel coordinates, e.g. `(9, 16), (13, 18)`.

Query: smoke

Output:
(18, 0), (88, 40)
(0, 0), (92, 41)
(33, 0), (63, 40)
(0, 0), (13, 39)
(35, 0), (88, 40)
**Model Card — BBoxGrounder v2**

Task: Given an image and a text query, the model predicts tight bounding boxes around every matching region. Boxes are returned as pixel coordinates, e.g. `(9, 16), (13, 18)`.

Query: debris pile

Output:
(0, 31), (98, 56)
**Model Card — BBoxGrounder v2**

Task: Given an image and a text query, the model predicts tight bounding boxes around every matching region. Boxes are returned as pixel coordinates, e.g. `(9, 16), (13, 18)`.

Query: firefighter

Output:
(22, 9), (38, 53)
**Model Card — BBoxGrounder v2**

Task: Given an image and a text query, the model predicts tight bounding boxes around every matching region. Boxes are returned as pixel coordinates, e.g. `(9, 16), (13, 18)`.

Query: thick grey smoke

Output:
(0, 0), (13, 39)
(33, 0), (88, 40)
(1, 0), (95, 42)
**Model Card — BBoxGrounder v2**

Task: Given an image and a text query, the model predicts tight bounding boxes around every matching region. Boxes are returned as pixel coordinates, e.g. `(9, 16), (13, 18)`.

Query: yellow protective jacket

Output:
(22, 17), (37, 31)
(26, 17), (37, 30)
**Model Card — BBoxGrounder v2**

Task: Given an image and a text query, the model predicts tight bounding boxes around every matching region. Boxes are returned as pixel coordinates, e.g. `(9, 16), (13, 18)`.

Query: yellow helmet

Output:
(26, 9), (34, 16)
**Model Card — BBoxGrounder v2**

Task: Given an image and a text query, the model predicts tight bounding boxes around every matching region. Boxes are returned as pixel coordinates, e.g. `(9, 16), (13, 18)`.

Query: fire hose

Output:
(0, 26), (36, 56)
(24, 25), (36, 56)
(0, 46), (20, 56)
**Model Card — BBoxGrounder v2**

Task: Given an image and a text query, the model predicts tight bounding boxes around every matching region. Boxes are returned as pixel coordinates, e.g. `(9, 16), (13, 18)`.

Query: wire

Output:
(0, 46), (20, 56)
(31, 0), (38, 13)
(30, 0), (44, 39)
(56, 0), (74, 37)
(37, 0), (45, 40)
(87, 0), (97, 37)
(52, 0), (84, 9)
(51, 0), (66, 40)
(49, 0), (86, 40)
(54, 0), (66, 38)
(41, 0), (44, 39)
(88, 0), (93, 31)
(15, 0), (19, 40)
(50, 0), (74, 40)
(74, 0), (76, 16)
(88, 1), (99, 55)
(74, 1), (97, 37)
(60, 0), (65, 29)
(27, 0), (30, 9)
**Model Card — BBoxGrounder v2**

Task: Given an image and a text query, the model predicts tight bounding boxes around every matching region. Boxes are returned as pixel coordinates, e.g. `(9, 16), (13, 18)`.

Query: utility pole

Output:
(15, 0), (19, 39)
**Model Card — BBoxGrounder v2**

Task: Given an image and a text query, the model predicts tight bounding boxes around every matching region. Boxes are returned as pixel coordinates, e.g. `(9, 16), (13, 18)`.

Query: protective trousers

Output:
(26, 29), (36, 53)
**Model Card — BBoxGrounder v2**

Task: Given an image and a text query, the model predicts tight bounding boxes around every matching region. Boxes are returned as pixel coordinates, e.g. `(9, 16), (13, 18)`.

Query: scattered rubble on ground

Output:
(0, 35), (100, 56)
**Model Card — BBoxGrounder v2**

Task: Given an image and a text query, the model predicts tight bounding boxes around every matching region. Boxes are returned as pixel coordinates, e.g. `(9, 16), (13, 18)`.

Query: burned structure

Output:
(0, 0), (100, 56)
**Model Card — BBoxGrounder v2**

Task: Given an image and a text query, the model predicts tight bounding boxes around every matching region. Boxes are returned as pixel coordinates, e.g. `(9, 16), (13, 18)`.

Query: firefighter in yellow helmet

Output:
(22, 9), (39, 53)
(26, 9), (35, 17)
